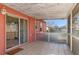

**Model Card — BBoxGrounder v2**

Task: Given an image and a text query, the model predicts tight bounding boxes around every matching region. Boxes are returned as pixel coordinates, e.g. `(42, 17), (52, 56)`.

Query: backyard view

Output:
(45, 19), (67, 43)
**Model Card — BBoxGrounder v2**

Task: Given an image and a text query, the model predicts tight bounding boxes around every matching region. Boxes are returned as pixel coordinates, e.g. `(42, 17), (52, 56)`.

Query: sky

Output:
(45, 19), (67, 27)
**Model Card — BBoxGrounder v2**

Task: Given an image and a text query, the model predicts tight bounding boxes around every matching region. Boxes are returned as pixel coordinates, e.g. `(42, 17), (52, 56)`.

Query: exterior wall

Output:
(0, 4), (36, 43)
(0, 14), (5, 54)
(42, 22), (46, 32)
(0, 4), (38, 54)
(36, 20), (46, 41)
(36, 20), (46, 32)
(36, 20), (40, 32)
(0, 4), (46, 54)
(29, 17), (36, 42)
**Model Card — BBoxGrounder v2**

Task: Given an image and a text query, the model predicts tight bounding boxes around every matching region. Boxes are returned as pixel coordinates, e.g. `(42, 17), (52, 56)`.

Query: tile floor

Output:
(15, 41), (73, 55)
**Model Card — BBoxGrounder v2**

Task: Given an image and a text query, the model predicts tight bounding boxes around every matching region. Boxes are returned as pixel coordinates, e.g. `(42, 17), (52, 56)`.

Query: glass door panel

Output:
(23, 20), (27, 42)
(20, 19), (27, 44)
(6, 15), (19, 49)
(20, 19), (23, 43)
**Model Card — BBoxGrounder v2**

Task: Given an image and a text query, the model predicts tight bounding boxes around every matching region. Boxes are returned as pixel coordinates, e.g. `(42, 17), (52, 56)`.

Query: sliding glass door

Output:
(6, 15), (28, 49)
(20, 19), (27, 44)
(6, 15), (19, 49)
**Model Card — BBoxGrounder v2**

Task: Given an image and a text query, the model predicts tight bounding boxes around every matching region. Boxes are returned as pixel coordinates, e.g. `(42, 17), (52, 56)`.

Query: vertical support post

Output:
(48, 28), (50, 42)
(4, 14), (6, 53)
(19, 18), (20, 46)
(70, 12), (72, 51)
(66, 19), (68, 44)
(35, 19), (36, 40)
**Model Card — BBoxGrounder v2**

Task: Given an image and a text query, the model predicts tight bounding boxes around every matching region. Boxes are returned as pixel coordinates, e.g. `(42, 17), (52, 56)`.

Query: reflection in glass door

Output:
(20, 19), (23, 43)
(20, 19), (27, 44)
(6, 15), (19, 49)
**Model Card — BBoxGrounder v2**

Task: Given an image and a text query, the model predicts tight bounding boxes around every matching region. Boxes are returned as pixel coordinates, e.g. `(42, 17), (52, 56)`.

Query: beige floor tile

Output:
(15, 41), (73, 55)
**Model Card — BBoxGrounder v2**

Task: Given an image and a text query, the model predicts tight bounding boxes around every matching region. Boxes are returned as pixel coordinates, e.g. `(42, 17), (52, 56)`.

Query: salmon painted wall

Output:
(36, 20), (46, 41)
(36, 20), (40, 32)
(0, 4), (46, 54)
(42, 22), (46, 32)
(0, 4), (36, 42)
(29, 17), (36, 42)
(0, 14), (5, 54)
(36, 20), (46, 32)
(0, 4), (36, 54)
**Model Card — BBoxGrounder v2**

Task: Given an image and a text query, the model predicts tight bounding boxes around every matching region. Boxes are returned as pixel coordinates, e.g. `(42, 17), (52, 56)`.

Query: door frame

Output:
(19, 18), (28, 44)
(5, 12), (29, 52)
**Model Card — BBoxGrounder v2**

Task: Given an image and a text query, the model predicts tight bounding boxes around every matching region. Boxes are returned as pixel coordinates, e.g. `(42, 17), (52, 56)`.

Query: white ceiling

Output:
(4, 3), (76, 20)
